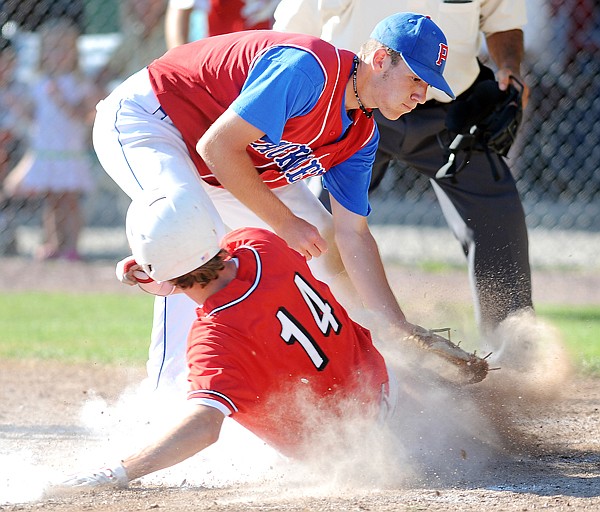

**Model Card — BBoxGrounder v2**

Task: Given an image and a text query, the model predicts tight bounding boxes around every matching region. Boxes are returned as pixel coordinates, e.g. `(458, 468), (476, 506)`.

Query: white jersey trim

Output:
(204, 245), (262, 316)
(188, 390), (238, 415)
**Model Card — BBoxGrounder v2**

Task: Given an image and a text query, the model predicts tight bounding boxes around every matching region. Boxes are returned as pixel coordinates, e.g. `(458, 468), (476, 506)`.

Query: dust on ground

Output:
(0, 359), (598, 512)
(0, 257), (599, 511)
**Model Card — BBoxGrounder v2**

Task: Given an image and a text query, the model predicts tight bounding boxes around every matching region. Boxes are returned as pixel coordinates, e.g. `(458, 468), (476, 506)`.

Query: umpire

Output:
(274, 0), (533, 332)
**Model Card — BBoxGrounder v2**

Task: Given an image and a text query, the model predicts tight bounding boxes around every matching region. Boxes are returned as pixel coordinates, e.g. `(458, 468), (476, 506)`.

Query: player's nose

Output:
(411, 83), (428, 105)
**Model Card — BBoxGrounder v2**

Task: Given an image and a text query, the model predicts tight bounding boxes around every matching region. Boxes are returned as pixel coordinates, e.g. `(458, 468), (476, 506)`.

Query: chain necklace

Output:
(352, 56), (372, 118)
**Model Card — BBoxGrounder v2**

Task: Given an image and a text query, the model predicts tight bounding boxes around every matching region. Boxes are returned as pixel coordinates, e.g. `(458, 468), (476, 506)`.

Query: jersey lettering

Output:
(277, 307), (329, 370)
(275, 273), (341, 370)
(293, 273), (340, 335)
(249, 140), (327, 183)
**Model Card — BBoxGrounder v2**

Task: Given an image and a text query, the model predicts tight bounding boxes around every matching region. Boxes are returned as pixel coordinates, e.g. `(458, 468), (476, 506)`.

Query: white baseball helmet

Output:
(125, 186), (221, 282)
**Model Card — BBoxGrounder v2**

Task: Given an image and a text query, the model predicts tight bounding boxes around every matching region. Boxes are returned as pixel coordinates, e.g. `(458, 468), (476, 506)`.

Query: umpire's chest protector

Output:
(148, 31), (375, 188)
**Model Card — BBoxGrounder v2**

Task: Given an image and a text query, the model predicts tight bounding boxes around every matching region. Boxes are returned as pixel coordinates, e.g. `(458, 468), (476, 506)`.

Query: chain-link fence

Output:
(370, 0), (600, 233)
(0, 0), (598, 261)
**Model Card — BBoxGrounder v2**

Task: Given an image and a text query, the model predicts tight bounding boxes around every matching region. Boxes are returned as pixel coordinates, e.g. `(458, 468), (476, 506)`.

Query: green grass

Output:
(417, 260), (466, 273)
(0, 292), (153, 364)
(0, 293), (598, 375)
(421, 303), (600, 376)
(537, 305), (600, 375)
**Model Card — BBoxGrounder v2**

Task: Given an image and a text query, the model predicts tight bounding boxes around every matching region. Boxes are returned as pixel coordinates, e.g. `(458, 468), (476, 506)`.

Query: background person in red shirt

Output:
(165, 0), (279, 49)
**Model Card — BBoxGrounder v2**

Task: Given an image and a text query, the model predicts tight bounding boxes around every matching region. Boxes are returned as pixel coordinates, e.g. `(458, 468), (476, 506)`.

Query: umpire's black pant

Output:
(372, 102), (533, 332)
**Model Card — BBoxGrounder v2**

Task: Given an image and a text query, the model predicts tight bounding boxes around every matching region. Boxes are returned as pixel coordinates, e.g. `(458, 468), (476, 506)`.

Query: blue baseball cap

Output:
(370, 12), (455, 99)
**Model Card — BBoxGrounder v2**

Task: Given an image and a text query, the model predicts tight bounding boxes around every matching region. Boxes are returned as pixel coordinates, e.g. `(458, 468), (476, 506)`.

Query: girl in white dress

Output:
(5, 18), (103, 260)
(0, 36), (30, 254)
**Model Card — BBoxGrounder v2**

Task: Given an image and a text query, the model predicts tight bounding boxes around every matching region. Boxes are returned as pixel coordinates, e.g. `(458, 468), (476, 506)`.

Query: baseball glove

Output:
(436, 77), (524, 180)
(403, 326), (491, 385)
(475, 76), (524, 158)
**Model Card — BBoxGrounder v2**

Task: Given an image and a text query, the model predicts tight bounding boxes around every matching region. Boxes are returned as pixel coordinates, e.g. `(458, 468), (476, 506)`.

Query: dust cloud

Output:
(0, 311), (573, 505)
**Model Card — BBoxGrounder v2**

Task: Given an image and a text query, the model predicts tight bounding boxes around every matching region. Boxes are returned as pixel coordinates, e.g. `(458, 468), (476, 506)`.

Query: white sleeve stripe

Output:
(205, 246), (262, 316)
(188, 389), (239, 412)
(188, 398), (233, 416)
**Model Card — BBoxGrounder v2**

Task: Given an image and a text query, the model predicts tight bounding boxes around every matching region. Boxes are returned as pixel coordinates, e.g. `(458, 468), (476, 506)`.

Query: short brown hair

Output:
(359, 40), (402, 65)
(168, 249), (230, 290)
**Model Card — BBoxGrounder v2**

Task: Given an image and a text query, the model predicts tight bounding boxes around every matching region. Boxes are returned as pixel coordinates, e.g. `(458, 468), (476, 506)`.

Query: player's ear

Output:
(371, 47), (389, 71)
(170, 285), (186, 295)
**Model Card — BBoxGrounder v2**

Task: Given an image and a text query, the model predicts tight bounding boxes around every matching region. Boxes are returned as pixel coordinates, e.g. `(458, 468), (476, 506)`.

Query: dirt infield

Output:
(1, 360), (598, 511)
(0, 257), (599, 511)
(1, 256), (599, 305)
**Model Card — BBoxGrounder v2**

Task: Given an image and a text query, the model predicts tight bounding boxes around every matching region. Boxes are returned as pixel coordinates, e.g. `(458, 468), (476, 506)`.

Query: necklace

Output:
(352, 56), (372, 118)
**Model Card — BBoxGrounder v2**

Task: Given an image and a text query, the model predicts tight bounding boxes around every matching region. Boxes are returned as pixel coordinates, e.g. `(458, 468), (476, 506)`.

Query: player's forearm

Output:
(122, 406), (223, 481)
(197, 117), (297, 233)
(336, 228), (409, 331)
(206, 146), (296, 230)
(198, 111), (327, 258)
(486, 29), (524, 74)
(165, 7), (192, 49)
(486, 29), (529, 106)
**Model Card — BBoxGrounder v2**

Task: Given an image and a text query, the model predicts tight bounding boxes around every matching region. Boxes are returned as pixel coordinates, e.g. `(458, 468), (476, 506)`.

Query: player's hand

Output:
(497, 68), (529, 109)
(115, 256), (177, 296)
(115, 255), (141, 286)
(275, 216), (328, 260)
(53, 464), (129, 491)
(398, 320), (419, 337)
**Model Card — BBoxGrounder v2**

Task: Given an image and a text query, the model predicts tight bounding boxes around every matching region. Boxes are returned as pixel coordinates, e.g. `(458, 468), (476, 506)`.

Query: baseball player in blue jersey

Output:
(93, 13), (455, 392)
(275, 0), (533, 334)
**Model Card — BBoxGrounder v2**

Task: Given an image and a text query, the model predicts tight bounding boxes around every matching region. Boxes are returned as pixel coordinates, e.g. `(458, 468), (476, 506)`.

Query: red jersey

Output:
(147, 30), (375, 189)
(207, 0), (272, 37)
(186, 228), (388, 457)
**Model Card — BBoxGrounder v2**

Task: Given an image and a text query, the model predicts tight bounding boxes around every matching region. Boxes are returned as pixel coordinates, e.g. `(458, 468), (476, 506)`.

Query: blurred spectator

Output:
(0, 36), (18, 178)
(549, 0), (599, 67)
(0, 0), (85, 33)
(165, 0), (278, 49)
(95, 0), (167, 90)
(0, 35), (30, 254)
(4, 18), (103, 261)
(513, 0), (600, 214)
